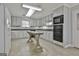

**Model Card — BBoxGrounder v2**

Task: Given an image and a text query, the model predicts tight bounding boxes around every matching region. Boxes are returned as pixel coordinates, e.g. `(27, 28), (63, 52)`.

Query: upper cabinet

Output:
(11, 16), (30, 27)
(53, 6), (64, 17)
(11, 16), (40, 27)
(11, 16), (22, 27)
(40, 14), (53, 27)
(11, 13), (53, 27)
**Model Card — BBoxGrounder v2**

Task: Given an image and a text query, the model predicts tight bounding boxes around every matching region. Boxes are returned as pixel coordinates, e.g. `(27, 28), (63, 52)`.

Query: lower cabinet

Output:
(11, 31), (29, 39)
(45, 31), (53, 42)
(39, 30), (53, 42)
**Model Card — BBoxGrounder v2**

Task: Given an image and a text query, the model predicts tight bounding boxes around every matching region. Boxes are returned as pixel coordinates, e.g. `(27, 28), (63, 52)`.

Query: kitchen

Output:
(0, 3), (79, 56)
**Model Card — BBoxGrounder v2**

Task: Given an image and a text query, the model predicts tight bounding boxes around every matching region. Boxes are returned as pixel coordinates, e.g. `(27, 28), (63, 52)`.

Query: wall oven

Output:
(53, 15), (64, 42)
(53, 25), (63, 42)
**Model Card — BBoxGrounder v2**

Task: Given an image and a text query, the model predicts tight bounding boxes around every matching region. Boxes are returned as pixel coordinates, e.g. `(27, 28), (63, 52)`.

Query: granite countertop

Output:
(11, 27), (53, 31)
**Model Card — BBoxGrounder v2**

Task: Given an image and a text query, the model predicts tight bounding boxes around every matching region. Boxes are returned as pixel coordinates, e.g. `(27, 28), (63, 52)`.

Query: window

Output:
(22, 21), (30, 27)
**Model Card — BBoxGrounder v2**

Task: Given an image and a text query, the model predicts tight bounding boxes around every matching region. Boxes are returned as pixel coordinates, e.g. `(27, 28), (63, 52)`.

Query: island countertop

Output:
(11, 27), (53, 31)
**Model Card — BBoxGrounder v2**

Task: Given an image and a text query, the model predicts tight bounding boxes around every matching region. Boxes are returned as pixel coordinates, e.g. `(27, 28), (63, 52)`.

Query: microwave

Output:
(53, 15), (64, 24)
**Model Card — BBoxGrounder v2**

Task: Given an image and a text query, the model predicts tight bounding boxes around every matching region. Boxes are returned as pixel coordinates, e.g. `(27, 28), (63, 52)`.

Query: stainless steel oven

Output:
(53, 15), (64, 24)
(53, 25), (63, 42)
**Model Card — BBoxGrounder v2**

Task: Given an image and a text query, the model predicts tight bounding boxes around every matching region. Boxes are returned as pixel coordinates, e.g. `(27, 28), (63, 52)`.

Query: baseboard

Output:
(40, 37), (73, 48)
(40, 37), (64, 48)
(63, 44), (74, 48)
(40, 37), (53, 43)
(0, 53), (7, 56)
(52, 40), (63, 46)
(11, 37), (28, 40)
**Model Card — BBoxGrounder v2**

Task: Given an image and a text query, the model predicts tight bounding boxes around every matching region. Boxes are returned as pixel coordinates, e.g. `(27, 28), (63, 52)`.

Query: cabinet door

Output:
(43, 31), (48, 40)
(11, 16), (17, 27)
(29, 20), (34, 26)
(49, 31), (53, 42)
(16, 17), (22, 27)
(41, 18), (45, 26)
(11, 16), (22, 27)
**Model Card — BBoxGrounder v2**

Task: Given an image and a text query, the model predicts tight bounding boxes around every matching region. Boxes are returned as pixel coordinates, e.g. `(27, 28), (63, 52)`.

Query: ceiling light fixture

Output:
(26, 9), (35, 17)
(22, 4), (42, 11)
(22, 4), (42, 17)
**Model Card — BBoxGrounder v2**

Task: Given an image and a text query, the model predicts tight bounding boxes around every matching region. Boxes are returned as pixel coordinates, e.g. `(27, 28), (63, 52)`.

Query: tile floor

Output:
(9, 38), (79, 56)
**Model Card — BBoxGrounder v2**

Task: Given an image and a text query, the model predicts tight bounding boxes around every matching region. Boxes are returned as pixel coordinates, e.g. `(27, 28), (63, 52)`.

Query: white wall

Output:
(0, 4), (5, 53)
(0, 4), (11, 55)
(63, 6), (72, 47)
(4, 6), (11, 54)
(72, 5), (79, 48)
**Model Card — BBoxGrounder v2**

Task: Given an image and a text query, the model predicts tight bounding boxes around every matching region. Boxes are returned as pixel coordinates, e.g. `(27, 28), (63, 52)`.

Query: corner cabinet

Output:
(0, 4), (11, 55)
(53, 5), (72, 48)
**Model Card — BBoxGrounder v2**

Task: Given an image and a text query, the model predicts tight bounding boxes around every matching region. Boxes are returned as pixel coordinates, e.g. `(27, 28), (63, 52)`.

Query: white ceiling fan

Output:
(22, 4), (42, 17)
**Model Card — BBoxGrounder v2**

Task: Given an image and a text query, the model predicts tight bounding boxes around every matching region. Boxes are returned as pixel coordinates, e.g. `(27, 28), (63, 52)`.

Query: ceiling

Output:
(4, 3), (79, 19)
